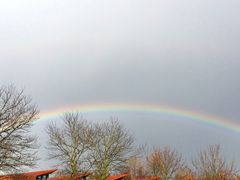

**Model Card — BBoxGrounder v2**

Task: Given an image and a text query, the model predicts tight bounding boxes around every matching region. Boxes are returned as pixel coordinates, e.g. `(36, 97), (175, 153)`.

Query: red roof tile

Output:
(106, 174), (128, 180)
(48, 173), (90, 180)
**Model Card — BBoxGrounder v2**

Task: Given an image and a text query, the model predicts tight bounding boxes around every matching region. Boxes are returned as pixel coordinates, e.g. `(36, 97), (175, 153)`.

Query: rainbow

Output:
(38, 103), (240, 133)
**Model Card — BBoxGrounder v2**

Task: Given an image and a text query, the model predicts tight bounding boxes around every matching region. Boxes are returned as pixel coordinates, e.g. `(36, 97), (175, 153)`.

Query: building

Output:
(0, 169), (57, 180)
(48, 173), (90, 180)
(0, 171), (159, 180)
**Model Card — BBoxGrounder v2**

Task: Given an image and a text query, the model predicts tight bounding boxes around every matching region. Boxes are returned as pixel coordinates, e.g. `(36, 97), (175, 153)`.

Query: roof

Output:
(106, 174), (128, 180)
(48, 173), (90, 180)
(0, 169), (57, 180)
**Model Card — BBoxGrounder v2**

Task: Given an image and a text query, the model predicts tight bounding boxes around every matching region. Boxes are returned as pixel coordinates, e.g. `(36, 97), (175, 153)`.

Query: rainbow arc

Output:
(38, 103), (240, 133)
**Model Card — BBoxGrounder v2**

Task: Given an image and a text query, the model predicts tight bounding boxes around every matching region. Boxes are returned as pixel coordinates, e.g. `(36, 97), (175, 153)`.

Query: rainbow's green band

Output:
(38, 103), (240, 133)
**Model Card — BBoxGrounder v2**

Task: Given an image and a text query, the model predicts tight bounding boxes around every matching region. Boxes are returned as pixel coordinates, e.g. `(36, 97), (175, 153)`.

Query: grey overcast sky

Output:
(1, 0), (240, 170)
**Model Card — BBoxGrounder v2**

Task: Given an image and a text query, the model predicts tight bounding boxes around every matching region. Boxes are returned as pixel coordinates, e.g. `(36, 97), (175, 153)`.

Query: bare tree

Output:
(0, 85), (39, 173)
(89, 119), (135, 180)
(192, 144), (237, 180)
(125, 145), (149, 179)
(46, 112), (92, 179)
(146, 147), (185, 180)
(126, 156), (147, 179)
